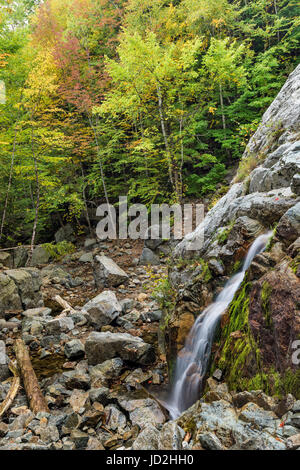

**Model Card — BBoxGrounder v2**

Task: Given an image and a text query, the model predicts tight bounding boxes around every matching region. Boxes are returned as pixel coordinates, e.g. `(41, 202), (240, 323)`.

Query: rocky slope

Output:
(164, 64), (300, 399)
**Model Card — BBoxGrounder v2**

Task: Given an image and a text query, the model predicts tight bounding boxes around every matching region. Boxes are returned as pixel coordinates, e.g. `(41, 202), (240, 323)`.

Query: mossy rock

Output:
(211, 263), (300, 399)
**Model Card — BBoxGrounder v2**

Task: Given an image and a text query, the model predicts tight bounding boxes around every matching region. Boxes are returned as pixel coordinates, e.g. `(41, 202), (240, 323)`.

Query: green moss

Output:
(231, 259), (242, 274)
(290, 253), (300, 274)
(211, 278), (300, 399)
(42, 241), (76, 260)
(151, 278), (176, 311)
(261, 281), (273, 328)
(216, 219), (235, 246)
(234, 151), (266, 183)
(211, 279), (264, 391)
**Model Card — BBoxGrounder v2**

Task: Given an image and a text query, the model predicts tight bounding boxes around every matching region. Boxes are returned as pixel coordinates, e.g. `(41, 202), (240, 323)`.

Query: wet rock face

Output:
(248, 262), (300, 373)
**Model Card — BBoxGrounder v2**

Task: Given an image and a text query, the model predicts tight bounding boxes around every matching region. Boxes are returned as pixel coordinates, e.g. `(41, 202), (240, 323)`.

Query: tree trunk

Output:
(0, 125), (17, 242)
(88, 114), (115, 233)
(26, 155), (40, 266)
(14, 339), (49, 414)
(219, 83), (226, 131)
(80, 162), (93, 236)
(156, 84), (181, 202)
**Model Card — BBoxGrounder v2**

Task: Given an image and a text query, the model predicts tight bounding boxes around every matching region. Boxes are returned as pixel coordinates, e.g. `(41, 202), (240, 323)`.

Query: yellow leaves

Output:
(211, 17), (226, 29)
(24, 48), (59, 106)
(208, 106), (216, 114)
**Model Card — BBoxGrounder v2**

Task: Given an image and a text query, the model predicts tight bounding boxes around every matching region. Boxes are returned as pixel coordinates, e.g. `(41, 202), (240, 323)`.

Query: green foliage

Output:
(0, 0), (299, 244)
(42, 241), (76, 260)
(151, 277), (176, 311)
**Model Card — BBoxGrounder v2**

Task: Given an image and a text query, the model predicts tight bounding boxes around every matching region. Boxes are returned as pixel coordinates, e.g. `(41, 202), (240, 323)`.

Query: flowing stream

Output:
(165, 231), (272, 419)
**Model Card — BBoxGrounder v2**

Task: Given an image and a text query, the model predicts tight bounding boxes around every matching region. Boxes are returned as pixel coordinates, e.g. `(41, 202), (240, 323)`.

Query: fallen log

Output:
(14, 339), (49, 414)
(0, 361), (20, 418)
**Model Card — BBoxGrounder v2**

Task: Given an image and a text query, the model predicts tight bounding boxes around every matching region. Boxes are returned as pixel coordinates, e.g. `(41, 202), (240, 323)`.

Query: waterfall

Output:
(165, 231), (272, 420)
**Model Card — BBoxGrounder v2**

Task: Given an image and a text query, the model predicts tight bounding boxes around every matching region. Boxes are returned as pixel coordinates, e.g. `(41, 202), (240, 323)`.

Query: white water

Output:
(165, 232), (272, 419)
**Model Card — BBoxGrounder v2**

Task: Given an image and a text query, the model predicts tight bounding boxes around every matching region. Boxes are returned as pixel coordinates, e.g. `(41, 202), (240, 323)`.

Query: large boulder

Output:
(118, 397), (166, 430)
(85, 331), (155, 365)
(276, 202), (300, 244)
(177, 399), (287, 450)
(0, 273), (22, 315)
(139, 247), (160, 266)
(54, 224), (75, 243)
(5, 268), (43, 310)
(82, 290), (122, 329)
(211, 259), (300, 398)
(13, 246), (28, 268)
(0, 252), (13, 268)
(93, 255), (128, 288)
(30, 246), (50, 266)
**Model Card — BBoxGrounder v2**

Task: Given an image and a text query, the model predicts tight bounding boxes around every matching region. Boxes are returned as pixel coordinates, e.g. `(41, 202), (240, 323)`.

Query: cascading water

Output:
(165, 231), (272, 420)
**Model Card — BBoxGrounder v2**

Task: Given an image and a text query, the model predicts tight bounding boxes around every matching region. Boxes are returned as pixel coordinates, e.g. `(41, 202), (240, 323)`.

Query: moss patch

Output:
(42, 241), (76, 260)
(261, 281), (273, 328)
(211, 279), (263, 391)
(211, 278), (300, 399)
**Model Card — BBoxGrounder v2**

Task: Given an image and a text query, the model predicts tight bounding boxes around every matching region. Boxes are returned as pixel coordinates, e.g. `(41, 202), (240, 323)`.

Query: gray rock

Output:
(84, 238), (97, 249)
(277, 202), (300, 243)
(90, 358), (123, 384)
(30, 246), (50, 266)
(132, 424), (160, 450)
(79, 252), (93, 263)
(64, 340), (85, 360)
(89, 387), (110, 405)
(0, 273), (22, 314)
(292, 173), (300, 195)
(105, 404), (128, 433)
(291, 413), (300, 428)
(158, 422), (184, 450)
(55, 224), (74, 243)
(5, 268), (43, 310)
(63, 371), (91, 391)
(13, 246), (28, 268)
(22, 307), (51, 318)
(292, 401), (300, 413)
(0, 252), (13, 268)
(45, 317), (74, 335)
(82, 290), (122, 329)
(238, 402), (278, 430)
(199, 432), (225, 450)
(70, 429), (89, 449)
(39, 425), (60, 444)
(119, 398), (166, 430)
(119, 298), (134, 314)
(93, 255), (128, 288)
(139, 247), (160, 266)
(144, 224), (169, 251)
(85, 331), (155, 366)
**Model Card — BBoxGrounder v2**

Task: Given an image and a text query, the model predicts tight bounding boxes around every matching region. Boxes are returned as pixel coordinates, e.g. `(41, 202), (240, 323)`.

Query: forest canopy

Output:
(0, 0), (299, 246)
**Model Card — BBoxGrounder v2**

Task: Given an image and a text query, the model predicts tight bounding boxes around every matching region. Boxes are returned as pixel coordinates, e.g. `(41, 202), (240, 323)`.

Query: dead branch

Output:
(14, 339), (49, 414)
(0, 361), (20, 418)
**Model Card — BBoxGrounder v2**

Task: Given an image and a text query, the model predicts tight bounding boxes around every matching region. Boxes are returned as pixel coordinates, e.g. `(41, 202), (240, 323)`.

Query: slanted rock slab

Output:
(93, 255), (128, 288)
(85, 331), (155, 365)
